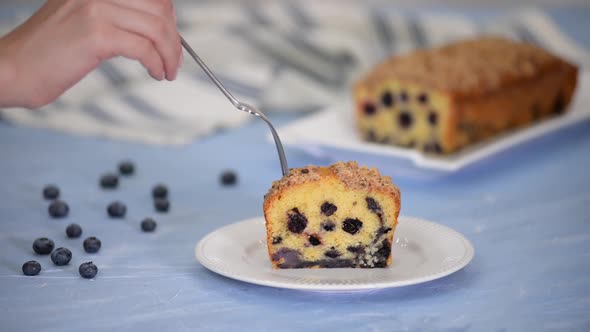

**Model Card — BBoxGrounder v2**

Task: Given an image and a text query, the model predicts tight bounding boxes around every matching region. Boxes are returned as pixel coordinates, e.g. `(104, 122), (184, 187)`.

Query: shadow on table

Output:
(0, 236), (37, 274)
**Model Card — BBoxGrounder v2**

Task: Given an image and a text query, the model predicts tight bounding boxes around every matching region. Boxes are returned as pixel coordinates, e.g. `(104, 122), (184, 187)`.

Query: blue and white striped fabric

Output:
(1, 3), (589, 145)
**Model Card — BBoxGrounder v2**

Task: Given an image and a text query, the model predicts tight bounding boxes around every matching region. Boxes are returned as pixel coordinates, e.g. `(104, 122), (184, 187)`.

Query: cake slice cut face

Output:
(263, 162), (401, 269)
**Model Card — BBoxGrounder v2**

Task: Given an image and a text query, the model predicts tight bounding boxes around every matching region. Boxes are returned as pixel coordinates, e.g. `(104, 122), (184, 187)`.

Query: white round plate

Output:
(195, 216), (474, 292)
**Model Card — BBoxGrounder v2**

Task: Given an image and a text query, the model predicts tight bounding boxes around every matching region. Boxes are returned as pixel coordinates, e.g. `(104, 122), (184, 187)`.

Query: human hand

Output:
(0, 0), (182, 109)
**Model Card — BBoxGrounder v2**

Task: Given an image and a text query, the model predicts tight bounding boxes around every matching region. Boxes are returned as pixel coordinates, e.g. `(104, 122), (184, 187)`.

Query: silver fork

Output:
(180, 36), (289, 177)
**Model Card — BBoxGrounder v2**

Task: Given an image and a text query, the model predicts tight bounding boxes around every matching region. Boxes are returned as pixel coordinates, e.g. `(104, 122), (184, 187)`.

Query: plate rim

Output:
(195, 216), (475, 292)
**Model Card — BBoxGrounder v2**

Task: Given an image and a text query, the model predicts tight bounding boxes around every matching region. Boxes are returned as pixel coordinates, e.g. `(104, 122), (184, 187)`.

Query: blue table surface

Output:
(1, 5), (590, 332)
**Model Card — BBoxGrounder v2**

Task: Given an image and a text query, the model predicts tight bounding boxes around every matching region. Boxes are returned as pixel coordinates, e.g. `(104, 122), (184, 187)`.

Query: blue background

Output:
(1, 4), (589, 332)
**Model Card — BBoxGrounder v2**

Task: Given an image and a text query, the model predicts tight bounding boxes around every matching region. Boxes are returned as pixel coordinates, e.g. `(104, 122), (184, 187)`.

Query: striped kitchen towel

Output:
(1, 2), (588, 145)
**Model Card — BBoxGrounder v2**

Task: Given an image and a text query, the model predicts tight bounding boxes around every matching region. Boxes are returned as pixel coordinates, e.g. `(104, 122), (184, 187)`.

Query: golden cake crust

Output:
(356, 37), (575, 98)
(264, 161), (400, 207)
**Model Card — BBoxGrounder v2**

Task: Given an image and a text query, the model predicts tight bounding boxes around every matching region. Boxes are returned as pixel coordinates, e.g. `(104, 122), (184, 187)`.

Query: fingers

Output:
(104, 0), (180, 80)
(91, 24), (165, 81)
(79, 0), (180, 81)
(107, 0), (175, 22)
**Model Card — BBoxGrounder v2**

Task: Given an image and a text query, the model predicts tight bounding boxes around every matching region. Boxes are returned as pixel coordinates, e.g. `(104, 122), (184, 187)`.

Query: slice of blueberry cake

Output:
(263, 161), (401, 269)
(354, 37), (578, 154)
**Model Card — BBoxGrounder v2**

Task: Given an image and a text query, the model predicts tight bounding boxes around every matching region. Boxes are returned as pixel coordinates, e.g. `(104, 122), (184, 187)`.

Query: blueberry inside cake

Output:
(263, 161), (401, 269)
(354, 37), (578, 154)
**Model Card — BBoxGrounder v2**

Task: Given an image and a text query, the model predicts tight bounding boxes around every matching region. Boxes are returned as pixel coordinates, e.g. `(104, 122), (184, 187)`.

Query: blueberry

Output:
(152, 184), (168, 198)
(272, 236), (282, 245)
(398, 111), (413, 129)
(107, 201), (127, 218)
(33, 237), (55, 255)
(322, 221), (335, 232)
(118, 160), (135, 176)
(220, 170), (237, 186)
(320, 202), (337, 216)
(417, 93), (429, 104)
(83, 237), (102, 253)
(376, 239), (391, 260)
(65, 223), (83, 238)
(381, 91), (394, 108)
(100, 173), (119, 189)
(287, 208), (307, 234)
(48, 200), (69, 218)
(400, 91), (409, 103)
(324, 250), (341, 259)
(363, 102), (377, 116)
(141, 218), (157, 232)
(428, 111), (438, 126)
(423, 142), (443, 154)
(154, 198), (170, 213)
(347, 245), (363, 253)
(301, 168), (309, 174)
(42, 185), (60, 200)
(79, 262), (98, 279)
(365, 197), (382, 214)
(22, 260), (41, 276)
(342, 218), (363, 235)
(308, 235), (321, 246)
(553, 93), (565, 115)
(51, 247), (72, 266)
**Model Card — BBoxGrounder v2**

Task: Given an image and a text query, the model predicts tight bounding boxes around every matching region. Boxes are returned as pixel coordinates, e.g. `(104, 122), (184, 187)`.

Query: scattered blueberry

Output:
(342, 218), (363, 235)
(154, 198), (170, 213)
(141, 218), (157, 232)
(33, 237), (55, 255)
(48, 200), (69, 218)
(107, 201), (127, 218)
(272, 236), (282, 244)
(118, 160), (135, 176)
(363, 102), (376, 116)
(220, 170), (237, 186)
(100, 173), (119, 189)
(301, 168), (309, 174)
(66, 223), (83, 238)
(22, 261), (41, 276)
(287, 208), (307, 234)
(398, 111), (413, 129)
(428, 111), (438, 126)
(152, 184), (168, 199)
(320, 202), (337, 216)
(42, 185), (60, 200)
(83, 237), (102, 253)
(381, 91), (394, 107)
(79, 262), (98, 279)
(51, 247), (72, 266)
(308, 235), (321, 246)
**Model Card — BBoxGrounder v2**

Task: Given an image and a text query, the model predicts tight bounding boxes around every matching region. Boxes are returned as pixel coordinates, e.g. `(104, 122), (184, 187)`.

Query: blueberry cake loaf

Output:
(263, 161), (401, 269)
(354, 37), (578, 154)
